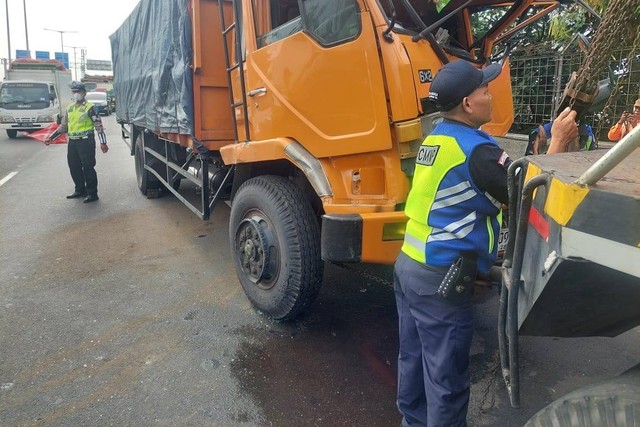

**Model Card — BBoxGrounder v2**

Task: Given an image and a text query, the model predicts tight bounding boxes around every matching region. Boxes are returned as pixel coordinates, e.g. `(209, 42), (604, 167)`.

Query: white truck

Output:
(0, 59), (72, 139)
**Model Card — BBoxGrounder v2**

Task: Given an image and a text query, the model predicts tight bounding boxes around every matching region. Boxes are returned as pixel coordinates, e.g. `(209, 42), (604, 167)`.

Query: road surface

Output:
(1, 118), (638, 426)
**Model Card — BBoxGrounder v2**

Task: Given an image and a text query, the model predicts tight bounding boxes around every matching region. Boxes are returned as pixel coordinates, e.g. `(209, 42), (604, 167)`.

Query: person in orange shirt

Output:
(608, 98), (640, 141)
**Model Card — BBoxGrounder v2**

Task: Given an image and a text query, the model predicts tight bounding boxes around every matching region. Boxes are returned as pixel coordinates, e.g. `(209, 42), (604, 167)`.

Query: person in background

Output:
(527, 121), (595, 155)
(46, 81), (109, 203)
(393, 59), (578, 427)
(607, 98), (640, 141)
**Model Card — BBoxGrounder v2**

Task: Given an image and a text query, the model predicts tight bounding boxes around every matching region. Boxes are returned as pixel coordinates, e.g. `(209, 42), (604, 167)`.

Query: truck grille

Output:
(15, 117), (37, 123)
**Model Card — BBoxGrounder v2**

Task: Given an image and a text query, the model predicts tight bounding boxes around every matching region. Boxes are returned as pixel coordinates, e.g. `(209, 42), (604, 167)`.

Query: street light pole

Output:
(22, 0), (29, 54)
(43, 28), (77, 53)
(5, 0), (11, 63)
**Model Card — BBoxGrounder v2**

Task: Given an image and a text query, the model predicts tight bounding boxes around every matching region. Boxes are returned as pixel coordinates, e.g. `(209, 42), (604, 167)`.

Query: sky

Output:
(1, 0), (141, 78)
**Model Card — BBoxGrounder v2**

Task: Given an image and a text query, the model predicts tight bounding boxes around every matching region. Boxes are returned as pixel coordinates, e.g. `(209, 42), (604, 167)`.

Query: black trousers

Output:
(67, 135), (97, 196)
(394, 252), (473, 427)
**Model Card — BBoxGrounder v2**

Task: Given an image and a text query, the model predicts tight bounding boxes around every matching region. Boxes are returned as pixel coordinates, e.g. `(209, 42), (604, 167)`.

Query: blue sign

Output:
(35, 51), (50, 60)
(54, 52), (69, 69)
(15, 49), (30, 59)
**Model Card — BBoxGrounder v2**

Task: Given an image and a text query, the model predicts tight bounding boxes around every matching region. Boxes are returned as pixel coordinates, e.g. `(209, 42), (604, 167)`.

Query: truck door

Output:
(244, 0), (391, 158)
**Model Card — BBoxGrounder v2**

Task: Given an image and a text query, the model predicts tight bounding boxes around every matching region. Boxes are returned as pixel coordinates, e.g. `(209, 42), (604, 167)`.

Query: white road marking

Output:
(0, 171), (19, 188)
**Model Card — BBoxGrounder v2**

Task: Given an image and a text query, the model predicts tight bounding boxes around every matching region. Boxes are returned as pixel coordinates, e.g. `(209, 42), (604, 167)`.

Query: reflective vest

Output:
(401, 121), (502, 273)
(67, 101), (95, 139)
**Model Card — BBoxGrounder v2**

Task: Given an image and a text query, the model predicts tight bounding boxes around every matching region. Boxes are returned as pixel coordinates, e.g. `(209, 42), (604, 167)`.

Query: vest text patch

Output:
(416, 145), (439, 166)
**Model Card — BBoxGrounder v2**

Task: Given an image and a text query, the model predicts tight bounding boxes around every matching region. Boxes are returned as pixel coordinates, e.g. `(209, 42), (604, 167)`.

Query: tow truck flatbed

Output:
(514, 147), (639, 338)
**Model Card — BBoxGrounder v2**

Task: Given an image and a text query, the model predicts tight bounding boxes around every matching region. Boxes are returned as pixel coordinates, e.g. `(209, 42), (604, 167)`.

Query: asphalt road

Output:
(0, 118), (638, 426)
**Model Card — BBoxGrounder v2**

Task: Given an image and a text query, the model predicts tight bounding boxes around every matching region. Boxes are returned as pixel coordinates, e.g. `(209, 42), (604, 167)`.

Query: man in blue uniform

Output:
(46, 81), (109, 203)
(394, 60), (578, 427)
(527, 121), (595, 155)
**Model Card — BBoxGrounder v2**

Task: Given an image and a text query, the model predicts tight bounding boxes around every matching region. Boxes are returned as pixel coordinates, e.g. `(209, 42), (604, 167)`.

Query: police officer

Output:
(393, 60), (578, 427)
(46, 81), (109, 203)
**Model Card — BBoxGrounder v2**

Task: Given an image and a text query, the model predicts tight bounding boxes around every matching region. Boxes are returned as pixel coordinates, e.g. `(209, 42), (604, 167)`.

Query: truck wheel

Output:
(525, 366), (640, 427)
(229, 175), (323, 321)
(6, 130), (17, 139)
(134, 134), (160, 197)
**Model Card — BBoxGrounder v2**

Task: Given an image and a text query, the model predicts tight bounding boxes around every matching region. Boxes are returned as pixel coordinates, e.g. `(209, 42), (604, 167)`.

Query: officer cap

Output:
(428, 60), (502, 111)
(70, 81), (86, 92)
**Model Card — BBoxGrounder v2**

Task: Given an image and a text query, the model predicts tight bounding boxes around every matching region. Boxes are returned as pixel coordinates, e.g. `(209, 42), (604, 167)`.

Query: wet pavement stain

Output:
(229, 263), (513, 426)
(230, 263), (400, 426)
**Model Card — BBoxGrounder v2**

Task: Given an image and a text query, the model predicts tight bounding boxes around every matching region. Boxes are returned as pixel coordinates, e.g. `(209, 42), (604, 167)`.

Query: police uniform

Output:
(394, 60), (510, 427)
(52, 98), (105, 200)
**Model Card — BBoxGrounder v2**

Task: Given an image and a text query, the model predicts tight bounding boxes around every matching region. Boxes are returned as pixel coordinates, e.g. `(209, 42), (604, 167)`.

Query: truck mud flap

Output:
(321, 214), (362, 263)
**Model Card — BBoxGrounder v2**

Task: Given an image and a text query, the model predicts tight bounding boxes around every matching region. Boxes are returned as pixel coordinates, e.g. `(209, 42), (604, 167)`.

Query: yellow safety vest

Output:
(67, 101), (95, 139)
(401, 121), (502, 272)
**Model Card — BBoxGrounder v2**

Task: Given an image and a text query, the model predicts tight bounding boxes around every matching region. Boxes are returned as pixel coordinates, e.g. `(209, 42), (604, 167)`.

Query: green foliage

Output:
(470, 7), (508, 40)
(548, 5), (588, 42)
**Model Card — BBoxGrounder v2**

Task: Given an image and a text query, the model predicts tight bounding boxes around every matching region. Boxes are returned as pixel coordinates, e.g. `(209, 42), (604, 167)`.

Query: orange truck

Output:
(111, 0), (558, 320)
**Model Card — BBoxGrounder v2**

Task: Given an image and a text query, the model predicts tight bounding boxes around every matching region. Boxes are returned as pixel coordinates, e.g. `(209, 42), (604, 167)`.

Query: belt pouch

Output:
(436, 252), (478, 304)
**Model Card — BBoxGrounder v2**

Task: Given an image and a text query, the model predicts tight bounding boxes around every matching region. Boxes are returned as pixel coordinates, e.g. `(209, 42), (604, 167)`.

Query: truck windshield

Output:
(377, 0), (552, 62)
(0, 82), (51, 110)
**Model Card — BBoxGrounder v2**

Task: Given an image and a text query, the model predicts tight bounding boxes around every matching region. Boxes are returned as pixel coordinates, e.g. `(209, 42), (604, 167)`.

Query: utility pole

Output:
(80, 48), (86, 79)
(22, 0), (29, 55)
(5, 0), (11, 63)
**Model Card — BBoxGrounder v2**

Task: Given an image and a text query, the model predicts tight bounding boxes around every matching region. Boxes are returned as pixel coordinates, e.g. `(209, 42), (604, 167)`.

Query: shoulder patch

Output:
(416, 145), (440, 166)
(497, 150), (509, 166)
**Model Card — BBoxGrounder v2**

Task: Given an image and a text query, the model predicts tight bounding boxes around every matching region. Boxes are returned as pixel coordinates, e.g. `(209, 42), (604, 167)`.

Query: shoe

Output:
(83, 195), (99, 203)
(67, 191), (87, 199)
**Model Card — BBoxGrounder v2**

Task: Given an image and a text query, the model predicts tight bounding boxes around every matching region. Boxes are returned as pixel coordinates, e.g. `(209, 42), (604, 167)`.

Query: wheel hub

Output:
(236, 217), (272, 286)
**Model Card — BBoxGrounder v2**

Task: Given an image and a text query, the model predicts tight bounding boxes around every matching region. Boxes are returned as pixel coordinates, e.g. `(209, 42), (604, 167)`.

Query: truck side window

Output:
(301, 0), (361, 47)
(253, 0), (303, 48)
(49, 86), (57, 104)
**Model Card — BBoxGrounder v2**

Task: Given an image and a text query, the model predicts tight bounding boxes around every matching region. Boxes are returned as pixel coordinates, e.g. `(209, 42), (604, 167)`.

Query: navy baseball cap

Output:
(428, 60), (502, 111)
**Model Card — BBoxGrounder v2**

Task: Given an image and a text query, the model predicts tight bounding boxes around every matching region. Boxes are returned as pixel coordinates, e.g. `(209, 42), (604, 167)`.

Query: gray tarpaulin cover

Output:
(110, 0), (194, 135)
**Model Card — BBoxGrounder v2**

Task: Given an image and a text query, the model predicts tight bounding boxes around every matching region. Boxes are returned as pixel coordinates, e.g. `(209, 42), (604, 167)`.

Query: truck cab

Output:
(0, 80), (60, 138)
(0, 59), (72, 138)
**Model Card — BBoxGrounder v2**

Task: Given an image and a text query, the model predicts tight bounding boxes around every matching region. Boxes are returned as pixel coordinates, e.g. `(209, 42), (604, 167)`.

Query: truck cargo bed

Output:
(110, 0), (234, 149)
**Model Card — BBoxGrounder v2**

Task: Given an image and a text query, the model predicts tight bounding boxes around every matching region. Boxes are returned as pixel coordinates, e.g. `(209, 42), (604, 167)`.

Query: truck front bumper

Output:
(321, 211), (407, 265)
(1, 122), (49, 132)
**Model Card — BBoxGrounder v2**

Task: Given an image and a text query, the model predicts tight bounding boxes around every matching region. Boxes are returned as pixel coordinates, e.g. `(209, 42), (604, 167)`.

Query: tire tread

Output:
(230, 175), (323, 321)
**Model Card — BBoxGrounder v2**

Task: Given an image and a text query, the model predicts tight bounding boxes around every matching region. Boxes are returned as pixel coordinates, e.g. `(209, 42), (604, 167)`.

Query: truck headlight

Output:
(0, 115), (16, 123)
(36, 115), (55, 122)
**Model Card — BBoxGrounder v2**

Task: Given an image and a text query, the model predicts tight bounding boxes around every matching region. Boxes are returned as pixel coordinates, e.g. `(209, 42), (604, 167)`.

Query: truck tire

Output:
(229, 175), (323, 321)
(525, 365), (640, 427)
(134, 134), (160, 197)
(6, 130), (17, 139)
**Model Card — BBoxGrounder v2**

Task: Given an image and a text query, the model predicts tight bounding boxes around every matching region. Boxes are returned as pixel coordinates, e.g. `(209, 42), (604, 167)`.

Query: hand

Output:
(547, 108), (579, 154)
(619, 112), (630, 124)
(100, 143), (109, 153)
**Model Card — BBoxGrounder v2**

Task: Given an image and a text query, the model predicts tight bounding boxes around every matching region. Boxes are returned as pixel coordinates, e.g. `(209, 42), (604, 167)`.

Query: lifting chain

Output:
(570, 0), (640, 102)
(332, 262), (394, 288)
